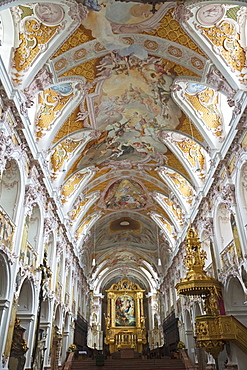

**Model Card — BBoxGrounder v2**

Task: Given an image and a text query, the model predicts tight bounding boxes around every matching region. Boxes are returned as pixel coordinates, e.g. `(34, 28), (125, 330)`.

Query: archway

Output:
(238, 162), (247, 228)
(0, 252), (10, 357)
(61, 312), (70, 363)
(193, 302), (207, 369)
(15, 278), (35, 368)
(225, 276), (247, 326)
(39, 299), (51, 369)
(224, 276), (247, 368)
(184, 310), (194, 364)
(50, 305), (63, 370)
(0, 159), (21, 222)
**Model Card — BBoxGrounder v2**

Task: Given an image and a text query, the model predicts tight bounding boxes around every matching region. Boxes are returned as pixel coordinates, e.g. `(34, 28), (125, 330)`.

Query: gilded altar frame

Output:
(105, 278), (146, 353)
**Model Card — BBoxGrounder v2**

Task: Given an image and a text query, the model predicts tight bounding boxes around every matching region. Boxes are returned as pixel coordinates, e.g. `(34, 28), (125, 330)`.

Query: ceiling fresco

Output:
(0, 0), (246, 288)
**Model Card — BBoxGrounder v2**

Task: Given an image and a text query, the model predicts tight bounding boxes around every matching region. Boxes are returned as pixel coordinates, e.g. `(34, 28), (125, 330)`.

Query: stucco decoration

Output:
(188, 3), (247, 89)
(173, 4), (193, 23)
(23, 67), (53, 108)
(173, 80), (226, 142)
(206, 67), (240, 113)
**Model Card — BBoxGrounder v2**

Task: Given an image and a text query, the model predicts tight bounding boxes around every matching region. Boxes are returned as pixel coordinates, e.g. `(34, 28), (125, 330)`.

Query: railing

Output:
(0, 207), (15, 250)
(196, 315), (247, 357)
(63, 352), (74, 370)
(179, 349), (198, 370)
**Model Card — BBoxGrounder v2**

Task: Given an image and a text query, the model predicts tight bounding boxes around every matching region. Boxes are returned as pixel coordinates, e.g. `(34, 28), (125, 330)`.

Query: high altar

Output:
(105, 278), (146, 354)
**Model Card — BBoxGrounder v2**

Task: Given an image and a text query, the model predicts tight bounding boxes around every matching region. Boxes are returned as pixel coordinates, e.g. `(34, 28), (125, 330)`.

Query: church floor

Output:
(71, 357), (186, 369)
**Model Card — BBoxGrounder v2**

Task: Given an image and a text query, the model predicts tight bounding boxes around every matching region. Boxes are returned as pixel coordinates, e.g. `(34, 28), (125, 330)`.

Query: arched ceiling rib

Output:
(1, 0), (246, 289)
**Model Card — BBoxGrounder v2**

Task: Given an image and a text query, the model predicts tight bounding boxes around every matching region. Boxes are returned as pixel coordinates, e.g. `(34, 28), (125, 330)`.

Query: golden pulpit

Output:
(105, 278), (146, 354)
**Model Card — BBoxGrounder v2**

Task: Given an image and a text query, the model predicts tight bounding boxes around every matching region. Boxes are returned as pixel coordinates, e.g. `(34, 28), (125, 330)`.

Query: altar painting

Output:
(116, 294), (136, 327)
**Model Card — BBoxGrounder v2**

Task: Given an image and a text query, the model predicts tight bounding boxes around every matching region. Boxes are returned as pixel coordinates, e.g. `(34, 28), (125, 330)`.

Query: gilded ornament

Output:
(36, 88), (73, 139)
(53, 107), (81, 144)
(184, 89), (223, 138)
(74, 48), (87, 61)
(122, 37), (135, 45)
(150, 9), (205, 56)
(61, 59), (98, 82)
(52, 25), (92, 59)
(13, 20), (58, 76)
(191, 57), (204, 70)
(202, 340), (225, 360)
(176, 227), (221, 305)
(94, 42), (106, 52)
(144, 40), (158, 51)
(54, 58), (67, 72)
(165, 151), (192, 181)
(168, 45), (182, 58)
(200, 21), (246, 75)
(105, 278), (146, 353)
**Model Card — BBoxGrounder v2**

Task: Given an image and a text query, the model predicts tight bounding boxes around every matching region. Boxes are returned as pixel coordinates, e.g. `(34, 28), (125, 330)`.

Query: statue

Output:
(33, 335), (47, 370)
(104, 314), (111, 330)
(8, 318), (28, 370)
(140, 316), (146, 329)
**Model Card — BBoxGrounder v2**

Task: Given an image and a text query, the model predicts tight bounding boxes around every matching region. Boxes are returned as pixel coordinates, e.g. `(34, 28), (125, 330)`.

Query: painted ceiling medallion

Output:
(196, 4), (225, 27)
(35, 4), (65, 25)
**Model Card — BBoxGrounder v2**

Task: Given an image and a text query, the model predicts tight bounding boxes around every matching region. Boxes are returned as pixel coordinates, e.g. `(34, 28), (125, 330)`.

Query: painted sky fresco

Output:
(77, 57), (182, 169)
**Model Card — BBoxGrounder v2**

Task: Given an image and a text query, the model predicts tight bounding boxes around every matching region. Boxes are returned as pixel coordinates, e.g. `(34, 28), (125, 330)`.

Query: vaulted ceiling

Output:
(1, 0), (246, 291)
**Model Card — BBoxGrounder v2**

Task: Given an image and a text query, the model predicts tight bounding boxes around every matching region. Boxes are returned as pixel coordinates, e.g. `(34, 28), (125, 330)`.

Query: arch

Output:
(16, 277), (36, 366)
(27, 205), (41, 251)
(61, 312), (71, 362)
(0, 9), (15, 71)
(0, 251), (10, 299)
(54, 304), (63, 330)
(184, 309), (195, 363)
(224, 276), (247, 326)
(193, 302), (202, 319)
(40, 299), (50, 323)
(18, 278), (34, 314)
(0, 158), (21, 222)
(200, 230), (212, 269)
(237, 161), (247, 228)
(184, 309), (192, 332)
(0, 251), (11, 353)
